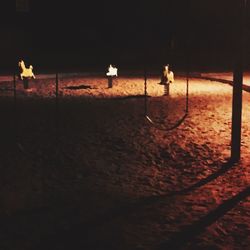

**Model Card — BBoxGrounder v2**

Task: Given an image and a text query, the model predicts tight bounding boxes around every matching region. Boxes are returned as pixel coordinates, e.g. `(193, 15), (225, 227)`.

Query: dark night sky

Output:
(27, 1), (179, 49)
(1, 0), (250, 70)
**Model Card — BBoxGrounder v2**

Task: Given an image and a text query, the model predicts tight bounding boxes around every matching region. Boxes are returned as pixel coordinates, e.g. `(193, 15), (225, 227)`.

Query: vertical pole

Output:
(13, 72), (17, 145)
(108, 76), (113, 88)
(231, 0), (245, 162)
(186, 71), (189, 114)
(231, 65), (243, 162)
(185, 0), (190, 114)
(23, 77), (29, 89)
(144, 68), (148, 116)
(56, 72), (58, 107)
(164, 83), (170, 96)
(55, 72), (59, 145)
(13, 71), (19, 154)
(55, 72), (59, 132)
(186, 34), (189, 114)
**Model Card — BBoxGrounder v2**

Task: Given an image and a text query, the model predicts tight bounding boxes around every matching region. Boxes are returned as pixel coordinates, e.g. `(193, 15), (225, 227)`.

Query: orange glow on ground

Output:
(0, 72), (249, 249)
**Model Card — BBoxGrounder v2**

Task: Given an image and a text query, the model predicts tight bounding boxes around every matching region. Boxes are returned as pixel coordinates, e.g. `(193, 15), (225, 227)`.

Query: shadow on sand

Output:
(158, 186), (250, 250)
(169, 158), (237, 196)
(1, 159), (246, 250)
(194, 76), (250, 93)
(62, 84), (94, 90)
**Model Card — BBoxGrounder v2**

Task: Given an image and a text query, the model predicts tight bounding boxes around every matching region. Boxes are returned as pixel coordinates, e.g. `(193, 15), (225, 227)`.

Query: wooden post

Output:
(231, 0), (245, 162)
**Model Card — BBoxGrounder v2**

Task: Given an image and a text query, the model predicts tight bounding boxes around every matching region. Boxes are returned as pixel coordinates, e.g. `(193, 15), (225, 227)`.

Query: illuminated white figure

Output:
(106, 64), (118, 77)
(18, 60), (36, 80)
(163, 65), (174, 84)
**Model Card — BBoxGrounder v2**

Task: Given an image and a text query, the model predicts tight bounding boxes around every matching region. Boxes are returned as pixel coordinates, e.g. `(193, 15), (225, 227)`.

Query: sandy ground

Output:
(0, 72), (249, 250)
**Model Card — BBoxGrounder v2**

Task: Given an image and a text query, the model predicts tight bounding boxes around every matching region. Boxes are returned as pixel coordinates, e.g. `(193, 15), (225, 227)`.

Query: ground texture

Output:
(0, 72), (249, 250)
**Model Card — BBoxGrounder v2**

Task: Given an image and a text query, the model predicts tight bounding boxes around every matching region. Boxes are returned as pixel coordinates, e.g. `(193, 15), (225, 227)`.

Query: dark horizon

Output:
(1, 0), (250, 72)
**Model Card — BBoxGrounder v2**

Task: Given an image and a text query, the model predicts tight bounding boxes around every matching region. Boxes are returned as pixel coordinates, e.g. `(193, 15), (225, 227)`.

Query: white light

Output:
(106, 64), (118, 77)
(163, 65), (174, 84)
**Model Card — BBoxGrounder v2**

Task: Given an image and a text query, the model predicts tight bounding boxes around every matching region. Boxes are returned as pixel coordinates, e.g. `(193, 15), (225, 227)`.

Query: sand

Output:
(0, 72), (249, 249)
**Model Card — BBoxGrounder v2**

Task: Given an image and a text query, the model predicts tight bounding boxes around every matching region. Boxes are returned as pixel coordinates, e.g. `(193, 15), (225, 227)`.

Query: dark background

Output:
(0, 0), (250, 73)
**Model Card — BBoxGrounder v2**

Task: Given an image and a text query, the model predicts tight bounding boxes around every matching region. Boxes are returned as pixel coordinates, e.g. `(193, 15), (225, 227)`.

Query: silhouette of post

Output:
(144, 68), (148, 116)
(163, 83), (169, 96)
(55, 72), (59, 145)
(231, 65), (243, 162)
(108, 76), (113, 88)
(23, 77), (29, 89)
(231, 0), (246, 162)
(185, 71), (189, 114)
(56, 72), (59, 106)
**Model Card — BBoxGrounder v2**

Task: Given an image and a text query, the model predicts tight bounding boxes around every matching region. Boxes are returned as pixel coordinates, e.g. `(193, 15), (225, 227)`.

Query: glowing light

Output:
(163, 65), (174, 83)
(106, 64), (118, 77)
(18, 60), (36, 80)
